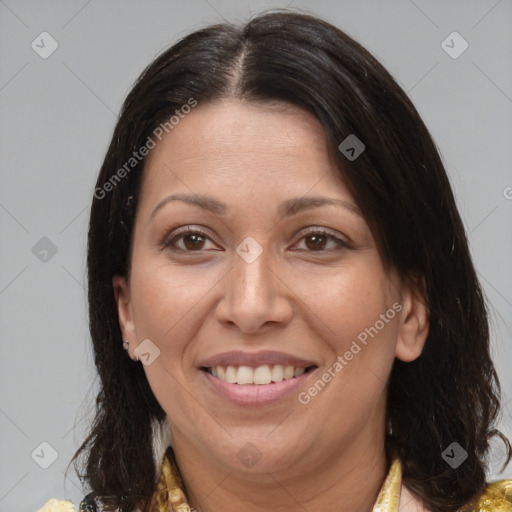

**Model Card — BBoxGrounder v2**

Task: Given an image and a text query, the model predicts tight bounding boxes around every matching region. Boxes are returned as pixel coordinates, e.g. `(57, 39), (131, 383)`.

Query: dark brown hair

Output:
(69, 9), (511, 512)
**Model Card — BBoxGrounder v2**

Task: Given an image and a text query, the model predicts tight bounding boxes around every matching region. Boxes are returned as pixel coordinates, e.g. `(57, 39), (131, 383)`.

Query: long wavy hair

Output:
(69, 9), (511, 512)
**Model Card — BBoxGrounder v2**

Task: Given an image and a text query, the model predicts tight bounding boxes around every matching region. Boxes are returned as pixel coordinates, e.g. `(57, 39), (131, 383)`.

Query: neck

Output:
(170, 427), (389, 512)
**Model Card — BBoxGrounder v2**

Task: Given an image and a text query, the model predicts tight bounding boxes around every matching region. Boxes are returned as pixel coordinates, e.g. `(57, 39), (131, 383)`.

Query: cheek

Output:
(142, 363), (212, 442)
(130, 258), (216, 338)
(310, 263), (395, 347)
(309, 263), (399, 402)
(131, 266), (206, 419)
(308, 298), (399, 429)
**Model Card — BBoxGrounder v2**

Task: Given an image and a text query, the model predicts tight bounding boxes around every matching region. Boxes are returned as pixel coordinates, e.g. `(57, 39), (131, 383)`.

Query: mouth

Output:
(199, 364), (318, 406)
(200, 364), (318, 385)
(197, 350), (320, 406)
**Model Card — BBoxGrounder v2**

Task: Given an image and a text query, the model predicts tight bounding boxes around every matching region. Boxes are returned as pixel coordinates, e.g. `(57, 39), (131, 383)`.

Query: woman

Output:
(39, 10), (511, 512)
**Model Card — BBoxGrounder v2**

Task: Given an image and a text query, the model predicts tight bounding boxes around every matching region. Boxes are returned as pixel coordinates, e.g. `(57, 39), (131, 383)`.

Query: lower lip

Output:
(200, 369), (316, 407)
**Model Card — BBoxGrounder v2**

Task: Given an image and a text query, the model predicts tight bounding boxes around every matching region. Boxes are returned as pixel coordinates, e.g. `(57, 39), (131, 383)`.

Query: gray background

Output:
(1, 1), (511, 510)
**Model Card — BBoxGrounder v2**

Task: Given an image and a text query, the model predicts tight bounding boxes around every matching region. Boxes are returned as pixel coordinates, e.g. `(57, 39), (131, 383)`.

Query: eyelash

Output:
(160, 225), (351, 253)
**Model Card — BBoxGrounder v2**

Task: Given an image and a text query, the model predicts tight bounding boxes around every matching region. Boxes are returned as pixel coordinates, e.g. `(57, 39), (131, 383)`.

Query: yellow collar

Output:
(40, 450), (512, 511)
(148, 450), (402, 511)
(148, 448), (512, 512)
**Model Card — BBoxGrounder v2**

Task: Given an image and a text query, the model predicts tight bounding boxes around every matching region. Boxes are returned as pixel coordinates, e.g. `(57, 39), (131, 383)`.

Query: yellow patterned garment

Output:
(39, 450), (512, 511)
(147, 449), (512, 512)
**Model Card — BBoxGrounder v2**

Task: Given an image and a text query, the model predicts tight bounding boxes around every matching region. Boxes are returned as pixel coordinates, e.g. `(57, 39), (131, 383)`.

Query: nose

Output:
(215, 238), (293, 334)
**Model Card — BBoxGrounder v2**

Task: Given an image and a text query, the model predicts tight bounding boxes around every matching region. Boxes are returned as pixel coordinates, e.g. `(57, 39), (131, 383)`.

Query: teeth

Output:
(208, 364), (312, 385)
(271, 365), (284, 382)
(236, 366), (254, 385)
(225, 365), (237, 383)
(284, 365), (294, 379)
(294, 367), (305, 377)
(253, 364), (271, 384)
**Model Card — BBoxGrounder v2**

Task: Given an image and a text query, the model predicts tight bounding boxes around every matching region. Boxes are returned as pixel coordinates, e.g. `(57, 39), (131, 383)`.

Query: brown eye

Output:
(162, 227), (217, 252)
(304, 233), (328, 251)
(295, 229), (350, 252)
(181, 233), (207, 250)
(161, 226), (349, 253)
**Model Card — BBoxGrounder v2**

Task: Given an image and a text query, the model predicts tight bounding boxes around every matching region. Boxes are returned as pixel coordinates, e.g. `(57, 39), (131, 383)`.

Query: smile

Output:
(199, 365), (319, 407)
(202, 364), (317, 385)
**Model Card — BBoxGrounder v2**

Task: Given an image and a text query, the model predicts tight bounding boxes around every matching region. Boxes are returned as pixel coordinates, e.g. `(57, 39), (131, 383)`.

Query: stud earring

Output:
(124, 340), (139, 361)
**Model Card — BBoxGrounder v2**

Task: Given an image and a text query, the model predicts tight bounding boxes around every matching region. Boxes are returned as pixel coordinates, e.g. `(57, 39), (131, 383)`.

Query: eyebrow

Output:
(148, 193), (362, 222)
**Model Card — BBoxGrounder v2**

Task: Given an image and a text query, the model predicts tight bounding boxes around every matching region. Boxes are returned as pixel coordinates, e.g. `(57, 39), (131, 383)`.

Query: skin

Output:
(113, 99), (429, 512)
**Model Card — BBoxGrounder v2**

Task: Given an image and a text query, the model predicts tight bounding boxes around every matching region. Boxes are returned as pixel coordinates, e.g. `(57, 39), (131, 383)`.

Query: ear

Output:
(395, 276), (429, 362)
(112, 274), (138, 361)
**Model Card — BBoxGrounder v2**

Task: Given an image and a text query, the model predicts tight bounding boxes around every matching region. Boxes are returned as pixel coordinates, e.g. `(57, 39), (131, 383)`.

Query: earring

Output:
(124, 340), (139, 361)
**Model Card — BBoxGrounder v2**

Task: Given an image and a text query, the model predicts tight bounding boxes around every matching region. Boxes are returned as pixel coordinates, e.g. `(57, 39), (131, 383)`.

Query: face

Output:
(113, 99), (428, 476)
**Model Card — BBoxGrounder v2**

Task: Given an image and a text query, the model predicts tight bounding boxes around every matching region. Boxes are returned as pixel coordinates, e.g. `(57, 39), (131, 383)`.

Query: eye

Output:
(293, 228), (350, 252)
(162, 226), (218, 252)
(161, 225), (350, 253)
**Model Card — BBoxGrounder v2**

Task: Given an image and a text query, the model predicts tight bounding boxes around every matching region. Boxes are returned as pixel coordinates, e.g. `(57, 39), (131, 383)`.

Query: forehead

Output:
(139, 98), (348, 204)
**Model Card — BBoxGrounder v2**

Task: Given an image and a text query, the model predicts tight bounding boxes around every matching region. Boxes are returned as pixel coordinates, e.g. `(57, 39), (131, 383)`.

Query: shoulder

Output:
(399, 479), (512, 511)
(477, 479), (512, 510)
(77, 493), (144, 512)
(37, 499), (75, 512)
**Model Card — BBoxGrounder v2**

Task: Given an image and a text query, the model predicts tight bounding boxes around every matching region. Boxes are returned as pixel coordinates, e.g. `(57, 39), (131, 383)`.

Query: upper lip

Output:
(198, 350), (318, 369)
